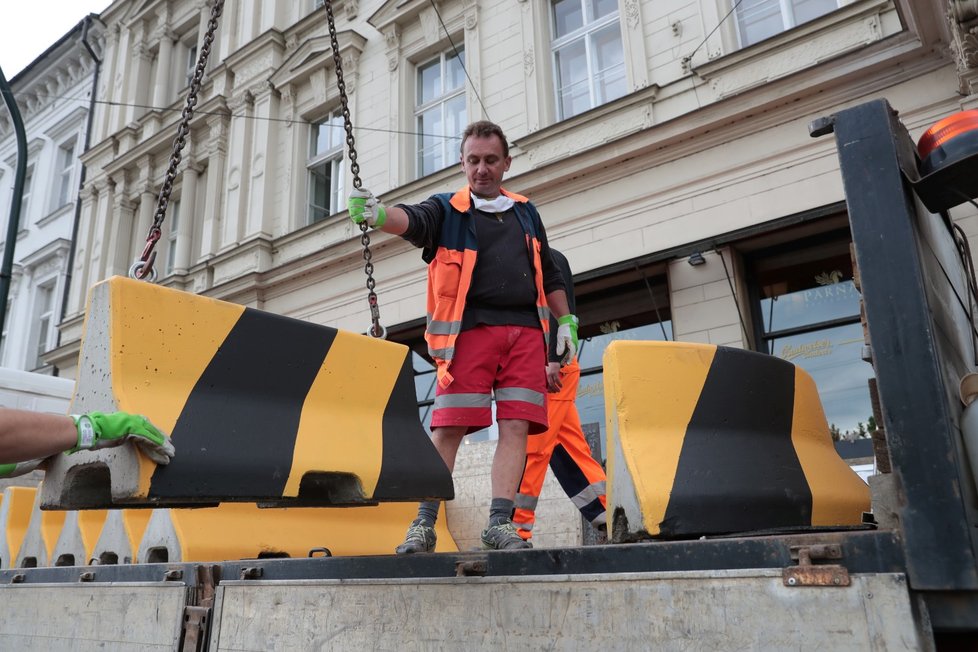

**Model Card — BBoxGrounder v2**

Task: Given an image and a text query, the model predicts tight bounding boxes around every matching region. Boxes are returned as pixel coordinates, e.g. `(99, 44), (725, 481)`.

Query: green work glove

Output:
(0, 458), (45, 479)
(348, 188), (387, 228)
(70, 411), (175, 465)
(555, 314), (580, 365)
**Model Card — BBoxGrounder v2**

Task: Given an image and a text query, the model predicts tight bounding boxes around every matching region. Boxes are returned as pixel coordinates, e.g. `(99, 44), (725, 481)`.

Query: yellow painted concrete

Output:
(2, 488), (36, 565)
(100, 277), (245, 496)
(168, 502), (458, 561)
(604, 341), (715, 536)
(791, 368), (871, 524)
(286, 330), (408, 498)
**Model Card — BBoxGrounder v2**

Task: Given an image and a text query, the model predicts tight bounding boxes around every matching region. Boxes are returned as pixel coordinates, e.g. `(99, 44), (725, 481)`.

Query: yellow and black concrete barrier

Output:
(604, 341), (871, 541)
(41, 276), (453, 510)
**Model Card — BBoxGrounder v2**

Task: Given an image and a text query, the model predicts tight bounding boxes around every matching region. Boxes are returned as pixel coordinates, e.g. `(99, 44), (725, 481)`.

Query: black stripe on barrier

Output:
(149, 308), (337, 499)
(660, 346), (812, 537)
(373, 354), (454, 500)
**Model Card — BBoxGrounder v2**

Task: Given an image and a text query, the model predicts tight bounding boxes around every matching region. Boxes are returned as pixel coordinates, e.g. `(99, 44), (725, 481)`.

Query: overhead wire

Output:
(0, 88), (462, 144)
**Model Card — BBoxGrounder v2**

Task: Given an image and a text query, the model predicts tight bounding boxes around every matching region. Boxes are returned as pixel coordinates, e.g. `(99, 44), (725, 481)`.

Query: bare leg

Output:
(492, 418), (529, 500)
(431, 425), (468, 472)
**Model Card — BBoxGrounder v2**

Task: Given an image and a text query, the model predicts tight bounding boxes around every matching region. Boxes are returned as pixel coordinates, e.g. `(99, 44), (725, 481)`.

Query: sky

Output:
(0, 2), (110, 79)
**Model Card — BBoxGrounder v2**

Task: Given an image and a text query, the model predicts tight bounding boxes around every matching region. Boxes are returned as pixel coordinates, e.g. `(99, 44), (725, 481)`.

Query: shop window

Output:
(750, 232), (875, 444)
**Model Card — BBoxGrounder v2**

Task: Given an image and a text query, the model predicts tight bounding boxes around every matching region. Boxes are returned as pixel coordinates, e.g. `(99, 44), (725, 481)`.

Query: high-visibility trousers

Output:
(513, 359), (607, 540)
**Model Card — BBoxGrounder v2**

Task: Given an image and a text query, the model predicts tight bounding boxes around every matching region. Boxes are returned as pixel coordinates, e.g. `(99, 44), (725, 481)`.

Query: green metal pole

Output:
(0, 66), (27, 346)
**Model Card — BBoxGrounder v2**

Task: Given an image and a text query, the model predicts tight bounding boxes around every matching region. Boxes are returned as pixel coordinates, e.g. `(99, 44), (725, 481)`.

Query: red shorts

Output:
(432, 324), (548, 435)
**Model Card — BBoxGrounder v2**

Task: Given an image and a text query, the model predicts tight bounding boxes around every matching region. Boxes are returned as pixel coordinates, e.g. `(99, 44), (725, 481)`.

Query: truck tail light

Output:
(917, 109), (978, 176)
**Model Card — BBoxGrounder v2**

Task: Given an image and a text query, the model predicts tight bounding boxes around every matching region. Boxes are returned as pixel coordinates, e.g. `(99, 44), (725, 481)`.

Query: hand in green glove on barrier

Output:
(348, 188), (387, 228)
(70, 411), (175, 465)
(555, 313), (579, 365)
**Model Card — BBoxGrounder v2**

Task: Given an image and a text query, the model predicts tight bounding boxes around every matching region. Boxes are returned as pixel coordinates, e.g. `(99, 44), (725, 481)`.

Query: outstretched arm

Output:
(0, 408), (77, 463)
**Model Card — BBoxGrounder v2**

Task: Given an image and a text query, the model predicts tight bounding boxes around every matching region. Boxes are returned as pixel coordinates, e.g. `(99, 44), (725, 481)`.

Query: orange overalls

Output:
(513, 357), (607, 540)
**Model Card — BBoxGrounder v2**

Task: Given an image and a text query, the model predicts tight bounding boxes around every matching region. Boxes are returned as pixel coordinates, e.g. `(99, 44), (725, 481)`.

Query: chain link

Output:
(324, 1), (384, 339)
(130, 0), (225, 282)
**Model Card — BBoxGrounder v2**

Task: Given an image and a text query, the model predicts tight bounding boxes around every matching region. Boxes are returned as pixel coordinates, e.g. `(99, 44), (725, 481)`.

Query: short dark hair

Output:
(460, 120), (509, 158)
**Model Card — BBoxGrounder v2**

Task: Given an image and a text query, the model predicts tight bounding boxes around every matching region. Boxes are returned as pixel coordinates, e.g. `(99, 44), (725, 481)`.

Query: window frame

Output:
(413, 47), (467, 178)
(54, 138), (77, 210)
(549, 0), (627, 121)
(30, 280), (57, 371)
(734, 0), (846, 48)
(306, 111), (347, 224)
(165, 199), (182, 276)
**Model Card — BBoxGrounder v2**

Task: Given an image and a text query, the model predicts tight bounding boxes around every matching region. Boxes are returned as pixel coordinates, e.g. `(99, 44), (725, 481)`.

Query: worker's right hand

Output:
(546, 362), (562, 393)
(70, 411), (175, 465)
(348, 189), (387, 228)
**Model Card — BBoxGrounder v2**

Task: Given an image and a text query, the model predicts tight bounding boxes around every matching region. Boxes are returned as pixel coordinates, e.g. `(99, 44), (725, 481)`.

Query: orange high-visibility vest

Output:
(425, 186), (551, 388)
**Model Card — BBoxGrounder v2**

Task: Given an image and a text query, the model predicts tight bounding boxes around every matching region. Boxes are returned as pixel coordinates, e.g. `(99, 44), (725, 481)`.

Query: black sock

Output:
(488, 498), (514, 526)
(415, 501), (440, 526)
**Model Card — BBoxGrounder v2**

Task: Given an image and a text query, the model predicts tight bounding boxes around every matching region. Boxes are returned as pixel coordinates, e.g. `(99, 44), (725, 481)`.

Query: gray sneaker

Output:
(481, 521), (532, 550)
(395, 521), (436, 554)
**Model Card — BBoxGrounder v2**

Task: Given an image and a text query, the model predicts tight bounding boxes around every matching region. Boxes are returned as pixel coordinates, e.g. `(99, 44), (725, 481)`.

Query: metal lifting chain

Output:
(323, 0), (385, 339)
(129, 0), (225, 283)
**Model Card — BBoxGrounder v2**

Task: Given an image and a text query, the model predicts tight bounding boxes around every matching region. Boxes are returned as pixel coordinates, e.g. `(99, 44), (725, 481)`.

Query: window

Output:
(55, 139), (76, 208)
(165, 200), (181, 275)
(736, 0), (842, 47)
(31, 282), (56, 370)
(184, 43), (198, 89)
(551, 0), (626, 120)
(750, 232), (875, 444)
(415, 48), (466, 177)
(307, 112), (346, 223)
(21, 162), (34, 217)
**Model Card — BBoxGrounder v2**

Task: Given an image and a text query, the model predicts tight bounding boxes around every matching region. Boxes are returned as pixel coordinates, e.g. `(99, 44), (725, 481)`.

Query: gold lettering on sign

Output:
(780, 340), (833, 361)
(577, 381), (605, 400)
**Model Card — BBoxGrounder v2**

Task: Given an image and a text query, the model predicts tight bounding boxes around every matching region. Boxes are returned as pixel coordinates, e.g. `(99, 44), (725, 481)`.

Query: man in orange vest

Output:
(513, 249), (607, 543)
(349, 120), (578, 552)
(0, 408), (174, 478)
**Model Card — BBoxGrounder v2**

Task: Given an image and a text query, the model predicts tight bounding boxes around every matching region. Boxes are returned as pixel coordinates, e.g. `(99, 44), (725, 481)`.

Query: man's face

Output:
(460, 134), (511, 199)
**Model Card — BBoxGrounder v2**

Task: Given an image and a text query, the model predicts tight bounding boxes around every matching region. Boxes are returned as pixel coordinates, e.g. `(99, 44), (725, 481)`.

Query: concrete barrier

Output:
(137, 502), (457, 562)
(15, 486), (66, 567)
(90, 509), (153, 564)
(40, 276), (453, 510)
(603, 341), (871, 541)
(50, 509), (108, 567)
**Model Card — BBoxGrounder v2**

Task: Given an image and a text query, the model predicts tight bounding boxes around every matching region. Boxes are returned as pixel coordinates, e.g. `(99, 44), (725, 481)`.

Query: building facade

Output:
(0, 16), (102, 375)
(47, 0), (975, 468)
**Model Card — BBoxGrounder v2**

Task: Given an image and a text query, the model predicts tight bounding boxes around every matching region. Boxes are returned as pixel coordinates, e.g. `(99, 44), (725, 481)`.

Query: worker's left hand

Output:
(348, 189), (387, 228)
(555, 314), (579, 365)
(70, 411), (175, 464)
(0, 457), (45, 479)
